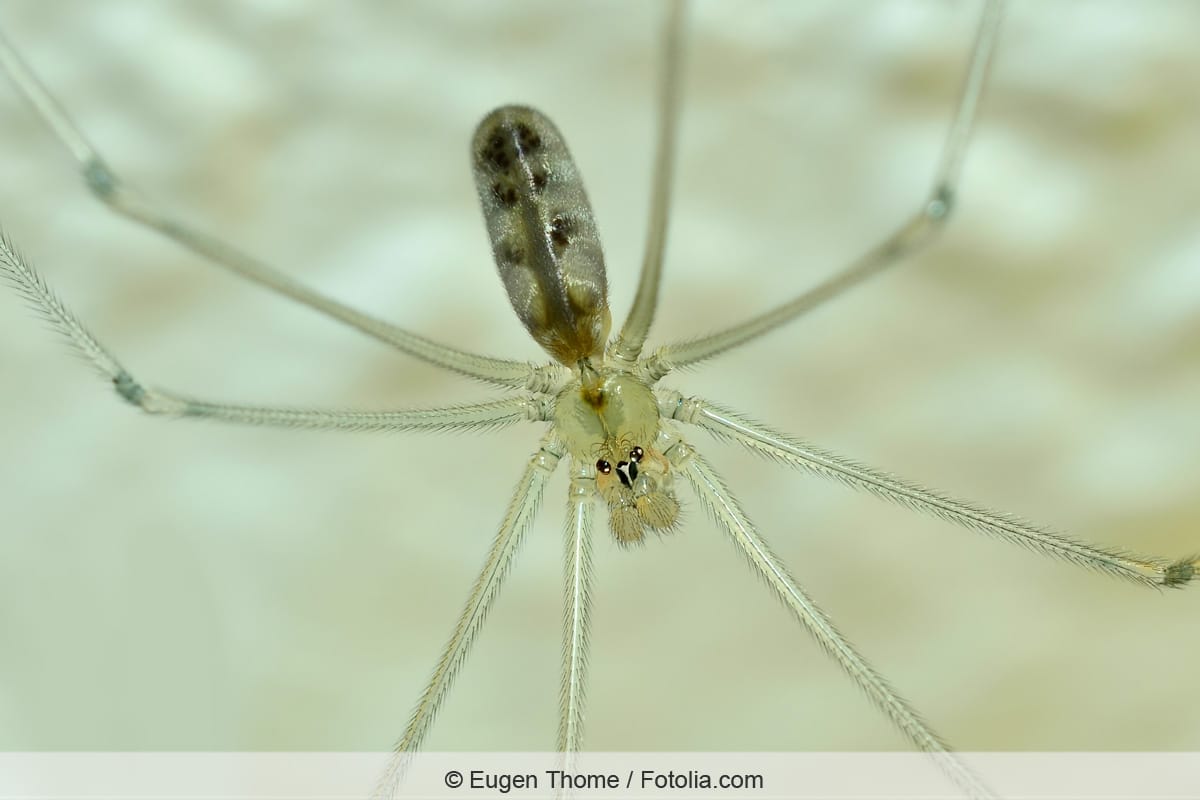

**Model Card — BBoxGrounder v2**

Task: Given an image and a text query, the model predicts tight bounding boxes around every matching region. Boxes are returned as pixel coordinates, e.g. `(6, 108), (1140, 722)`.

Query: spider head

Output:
(593, 444), (680, 545)
(555, 369), (680, 544)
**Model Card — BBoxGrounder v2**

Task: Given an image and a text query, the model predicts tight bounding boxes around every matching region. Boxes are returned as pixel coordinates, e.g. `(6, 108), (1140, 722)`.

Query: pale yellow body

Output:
(553, 366), (679, 542)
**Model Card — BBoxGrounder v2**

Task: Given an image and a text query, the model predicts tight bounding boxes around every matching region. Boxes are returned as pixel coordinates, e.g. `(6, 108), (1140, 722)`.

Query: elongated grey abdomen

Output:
(472, 105), (611, 366)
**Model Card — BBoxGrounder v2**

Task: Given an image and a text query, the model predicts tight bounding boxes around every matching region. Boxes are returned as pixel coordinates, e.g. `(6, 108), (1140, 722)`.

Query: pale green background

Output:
(1, 1), (1197, 752)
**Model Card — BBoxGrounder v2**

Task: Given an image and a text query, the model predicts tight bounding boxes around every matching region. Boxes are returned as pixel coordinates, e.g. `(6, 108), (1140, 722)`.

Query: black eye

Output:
(595, 459), (611, 474)
(630, 446), (644, 462)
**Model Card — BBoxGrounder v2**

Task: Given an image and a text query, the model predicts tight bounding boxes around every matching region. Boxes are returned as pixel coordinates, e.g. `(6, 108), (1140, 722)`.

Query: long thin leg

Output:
(644, 0), (1004, 376)
(670, 439), (996, 800)
(117, 389), (550, 433)
(609, 0), (686, 367)
(558, 467), (596, 757)
(373, 432), (564, 799)
(0, 31), (563, 393)
(662, 390), (1198, 588)
(0, 232), (551, 433)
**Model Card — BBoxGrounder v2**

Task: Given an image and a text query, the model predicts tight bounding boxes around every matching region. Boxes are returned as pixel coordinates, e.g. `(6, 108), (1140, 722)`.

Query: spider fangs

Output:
(473, 105), (680, 545)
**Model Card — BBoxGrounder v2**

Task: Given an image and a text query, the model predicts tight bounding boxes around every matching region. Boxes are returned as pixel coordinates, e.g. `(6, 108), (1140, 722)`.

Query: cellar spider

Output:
(1, 0), (1197, 794)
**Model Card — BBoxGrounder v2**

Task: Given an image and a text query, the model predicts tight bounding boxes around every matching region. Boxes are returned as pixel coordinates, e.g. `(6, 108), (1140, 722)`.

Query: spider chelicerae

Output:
(2, 0), (1200, 796)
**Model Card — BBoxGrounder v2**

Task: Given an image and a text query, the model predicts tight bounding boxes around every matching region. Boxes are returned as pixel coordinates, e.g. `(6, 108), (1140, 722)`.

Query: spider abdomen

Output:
(472, 105), (611, 365)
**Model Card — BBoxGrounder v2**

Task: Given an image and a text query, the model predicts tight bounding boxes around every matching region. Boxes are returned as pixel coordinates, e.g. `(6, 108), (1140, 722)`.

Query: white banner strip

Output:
(0, 752), (1196, 799)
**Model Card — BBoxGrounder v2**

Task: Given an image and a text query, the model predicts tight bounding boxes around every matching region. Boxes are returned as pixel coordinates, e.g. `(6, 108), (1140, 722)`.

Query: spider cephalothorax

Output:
(552, 360), (680, 543)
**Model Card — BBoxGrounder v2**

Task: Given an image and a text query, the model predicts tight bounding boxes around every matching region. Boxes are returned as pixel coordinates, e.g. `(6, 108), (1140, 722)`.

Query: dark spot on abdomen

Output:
(496, 239), (526, 267)
(492, 180), (518, 206)
(480, 128), (514, 172)
(549, 213), (572, 254)
(515, 122), (542, 152)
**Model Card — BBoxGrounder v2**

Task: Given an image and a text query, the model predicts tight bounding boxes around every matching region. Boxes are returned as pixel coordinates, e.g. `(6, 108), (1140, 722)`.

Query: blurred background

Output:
(0, 1), (1197, 753)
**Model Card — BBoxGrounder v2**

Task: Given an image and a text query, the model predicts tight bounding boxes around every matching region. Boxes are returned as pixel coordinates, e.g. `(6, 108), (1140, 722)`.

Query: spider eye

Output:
(595, 459), (612, 474)
(629, 446), (644, 462)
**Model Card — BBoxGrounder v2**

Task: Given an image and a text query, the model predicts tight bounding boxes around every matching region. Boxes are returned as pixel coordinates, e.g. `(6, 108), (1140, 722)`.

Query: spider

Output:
(1, 1), (1197, 794)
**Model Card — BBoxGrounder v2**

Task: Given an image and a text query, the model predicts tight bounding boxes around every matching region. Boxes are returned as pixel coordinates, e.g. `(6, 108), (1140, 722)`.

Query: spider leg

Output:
(610, 0), (686, 367)
(667, 436), (997, 800)
(558, 465), (597, 758)
(661, 390), (1198, 589)
(643, 0), (1004, 377)
(0, 31), (563, 392)
(0, 233), (551, 433)
(374, 432), (564, 799)
(119, 392), (550, 434)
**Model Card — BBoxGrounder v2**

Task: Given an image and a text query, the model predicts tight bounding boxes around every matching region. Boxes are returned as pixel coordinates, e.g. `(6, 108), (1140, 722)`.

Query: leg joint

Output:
(533, 437), (567, 473)
(925, 182), (955, 223)
(112, 371), (145, 407)
(83, 157), (120, 201)
(112, 373), (187, 416)
(1163, 558), (1197, 588)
